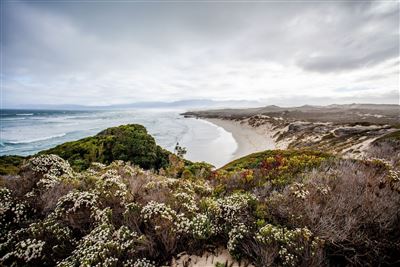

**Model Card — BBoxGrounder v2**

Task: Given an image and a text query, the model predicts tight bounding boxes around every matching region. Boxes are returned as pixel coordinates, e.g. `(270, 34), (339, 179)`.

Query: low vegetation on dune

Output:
(1, 124), (400, 266)
(368, 130), (400, 165)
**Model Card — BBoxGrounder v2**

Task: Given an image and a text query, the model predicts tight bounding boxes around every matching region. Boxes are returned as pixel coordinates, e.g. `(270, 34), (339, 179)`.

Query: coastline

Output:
(203, 118), (276, 161)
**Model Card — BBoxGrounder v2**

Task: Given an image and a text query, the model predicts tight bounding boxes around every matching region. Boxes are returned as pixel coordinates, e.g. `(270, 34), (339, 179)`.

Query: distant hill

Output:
(5, 99), (261, 110)
(182, 103), (400, 126)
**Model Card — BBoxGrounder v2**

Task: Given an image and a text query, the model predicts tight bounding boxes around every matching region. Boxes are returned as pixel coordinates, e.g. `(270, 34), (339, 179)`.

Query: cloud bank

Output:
(2, 0), (399, 107)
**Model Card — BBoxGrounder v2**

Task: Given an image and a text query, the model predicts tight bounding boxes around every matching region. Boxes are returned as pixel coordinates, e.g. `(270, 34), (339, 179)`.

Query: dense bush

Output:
(41, 124), (172, 171)
(210, 150), (330, 193)
(263, 158), (400, 266)
(1, 151), (398, 266)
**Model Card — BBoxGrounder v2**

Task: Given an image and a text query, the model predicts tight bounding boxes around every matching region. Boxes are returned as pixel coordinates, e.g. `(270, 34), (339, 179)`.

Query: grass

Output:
(0, 155), (25, 175)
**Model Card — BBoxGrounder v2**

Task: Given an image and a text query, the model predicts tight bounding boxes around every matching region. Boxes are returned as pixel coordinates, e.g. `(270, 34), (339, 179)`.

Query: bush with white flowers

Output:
(133, 258), (156, 267)
(26, 154), (73, 177)
(256, 223), (322, 266)
(227, 223), (248, 257)
(57, 223), (141, 267)
(0, 188), (28, 230)
(217, 192), (257, 225)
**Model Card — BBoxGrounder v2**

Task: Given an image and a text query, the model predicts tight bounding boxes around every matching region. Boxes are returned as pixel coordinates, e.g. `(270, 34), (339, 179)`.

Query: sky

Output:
(1, 0), (399, 107)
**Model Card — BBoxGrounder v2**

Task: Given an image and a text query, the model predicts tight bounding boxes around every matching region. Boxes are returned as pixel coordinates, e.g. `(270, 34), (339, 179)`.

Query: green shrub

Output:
(41, 124), (172, 171)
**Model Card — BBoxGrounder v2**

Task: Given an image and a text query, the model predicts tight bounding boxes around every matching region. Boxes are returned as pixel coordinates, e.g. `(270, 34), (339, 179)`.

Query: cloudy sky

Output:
(1, 0), (399, 107)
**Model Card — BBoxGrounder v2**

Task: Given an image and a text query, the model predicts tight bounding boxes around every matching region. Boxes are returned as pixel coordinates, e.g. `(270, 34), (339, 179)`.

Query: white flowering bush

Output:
(140, 200), (191, 255)
(95, 170), (129, 206)
(132, 258), (156, 267)
(173, 191), (198, 214)
(141, 201), (190, 234)
(227, 223), (248, 257)
(0, 188), (15, 229)
(0, 188), (28, 231)
(288, 182), (309, 199)
(217, 192), (257, 226)
(255, 224), (322, 266)
(26, 155), (71, 175)
(30, 218), (75, 258)
(9, 238), (45, 263)
(57, 223), (142, 267)
(51, 191), (99, 231)
(1, 152), (399, 266)
(190, 213), (217, 240)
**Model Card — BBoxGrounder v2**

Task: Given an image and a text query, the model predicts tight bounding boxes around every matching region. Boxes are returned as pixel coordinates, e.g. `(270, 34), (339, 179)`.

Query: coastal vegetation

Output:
(41, 124), (173, 171)
(1, 124), (399, 266)
(0, 124), (201, 175)
(0, 155), (24, 175)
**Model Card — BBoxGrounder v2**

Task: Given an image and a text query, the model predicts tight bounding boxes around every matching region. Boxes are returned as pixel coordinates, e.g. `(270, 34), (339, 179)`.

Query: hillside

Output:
(183, 104), (400, 160)
(1, 124), (399, 266)
(183, 104), (400, 125)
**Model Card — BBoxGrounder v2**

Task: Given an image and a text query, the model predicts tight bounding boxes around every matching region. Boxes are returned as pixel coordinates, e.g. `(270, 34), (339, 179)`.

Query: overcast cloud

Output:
(1, 0), (399, 107)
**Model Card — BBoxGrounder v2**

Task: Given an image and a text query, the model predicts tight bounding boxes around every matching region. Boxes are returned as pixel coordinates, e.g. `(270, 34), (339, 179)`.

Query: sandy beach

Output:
(204, 118), (277, 161)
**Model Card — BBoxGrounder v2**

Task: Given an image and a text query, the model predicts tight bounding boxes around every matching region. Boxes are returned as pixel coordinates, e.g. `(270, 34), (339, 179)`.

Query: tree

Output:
(174, 142), (187, 158)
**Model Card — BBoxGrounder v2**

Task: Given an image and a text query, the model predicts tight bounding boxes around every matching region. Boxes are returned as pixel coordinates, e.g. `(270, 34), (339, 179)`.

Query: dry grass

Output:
(265, 159), (400, 265)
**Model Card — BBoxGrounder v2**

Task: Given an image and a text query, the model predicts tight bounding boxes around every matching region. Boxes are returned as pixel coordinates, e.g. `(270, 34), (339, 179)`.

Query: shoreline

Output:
(203, 118), (276, 161)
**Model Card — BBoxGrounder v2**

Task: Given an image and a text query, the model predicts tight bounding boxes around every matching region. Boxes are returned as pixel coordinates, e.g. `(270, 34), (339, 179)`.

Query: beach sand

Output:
(204, 118), (277, 162)
(172, 248), (254, 267)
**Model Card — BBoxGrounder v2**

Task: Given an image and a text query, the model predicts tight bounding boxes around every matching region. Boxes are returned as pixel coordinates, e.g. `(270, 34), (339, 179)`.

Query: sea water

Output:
(0, 109), (237, 167)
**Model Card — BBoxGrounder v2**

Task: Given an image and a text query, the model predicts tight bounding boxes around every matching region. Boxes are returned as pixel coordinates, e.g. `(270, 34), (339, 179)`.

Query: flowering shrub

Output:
(26, 154), (73, 177)
(217, 192), (257, 226)
(255, 224), (323, 266)
(265, 158), (400, 265)
(7, 238), (45, 263)
(133, 258), (156, 267)
(227, 223), (248, 257)
(173, 191), (198, 214)
(57, 223), (142, 267)
(211, 150), (329, 192)
(141, 201), (190, 235)
(190, 213), (217, 240)
(288, 182), (309, 199)
(95, 170), (129, 208)
(141, 201), (190, 255)
(0, 151), (399, 266)
(0, 188), (28, 231)
(51, 191), (99, 232)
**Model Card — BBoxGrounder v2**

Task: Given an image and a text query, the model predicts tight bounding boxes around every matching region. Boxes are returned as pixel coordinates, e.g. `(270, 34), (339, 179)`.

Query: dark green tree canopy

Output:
(42, 124), (171, 171)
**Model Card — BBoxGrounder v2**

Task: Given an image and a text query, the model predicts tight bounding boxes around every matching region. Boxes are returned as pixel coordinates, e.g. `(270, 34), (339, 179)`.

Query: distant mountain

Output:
(4, 99), (262, 110)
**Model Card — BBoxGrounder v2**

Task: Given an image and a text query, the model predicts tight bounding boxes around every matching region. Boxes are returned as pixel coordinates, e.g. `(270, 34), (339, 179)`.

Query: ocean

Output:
(0, 109), (237, 168)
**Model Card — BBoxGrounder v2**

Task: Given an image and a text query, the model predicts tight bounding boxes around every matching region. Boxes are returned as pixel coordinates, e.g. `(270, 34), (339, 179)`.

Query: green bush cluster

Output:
(211, 150), (330, 192)
(41, 124), (172, 171)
